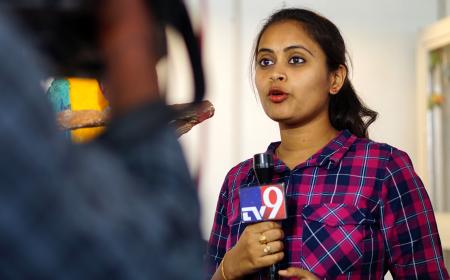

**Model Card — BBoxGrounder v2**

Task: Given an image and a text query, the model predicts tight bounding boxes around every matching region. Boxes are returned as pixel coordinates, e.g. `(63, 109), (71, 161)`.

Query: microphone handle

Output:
(254, 167), (273, 185)
(269, 264), (277, 280)
(253, 154), (278, 279)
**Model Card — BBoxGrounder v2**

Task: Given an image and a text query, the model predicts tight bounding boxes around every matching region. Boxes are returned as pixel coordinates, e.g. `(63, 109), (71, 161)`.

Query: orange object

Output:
(67, 78), (109, 143)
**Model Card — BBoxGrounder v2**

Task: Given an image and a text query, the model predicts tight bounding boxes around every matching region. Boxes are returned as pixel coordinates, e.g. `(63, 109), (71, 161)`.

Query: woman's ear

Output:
(329, 65), (347, 95)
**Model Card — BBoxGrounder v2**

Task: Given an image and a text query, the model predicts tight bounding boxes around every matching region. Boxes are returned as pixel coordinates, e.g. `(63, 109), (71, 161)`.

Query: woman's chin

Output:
(264, 108), (292, 121)
(267, 114), (292, 124)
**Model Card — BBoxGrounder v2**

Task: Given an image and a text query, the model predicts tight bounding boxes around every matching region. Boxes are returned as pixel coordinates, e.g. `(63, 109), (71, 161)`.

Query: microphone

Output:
(253, 153), (274, 185)
(239, 153), (286, 280)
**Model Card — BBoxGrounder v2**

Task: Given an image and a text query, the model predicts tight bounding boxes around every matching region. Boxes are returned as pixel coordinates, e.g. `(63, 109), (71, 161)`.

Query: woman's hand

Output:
(278, 267), (319, 280)
(222, 221), (284, 280)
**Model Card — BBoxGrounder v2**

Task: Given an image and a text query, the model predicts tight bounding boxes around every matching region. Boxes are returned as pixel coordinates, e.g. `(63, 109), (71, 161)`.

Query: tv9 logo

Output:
(239, 183), (287, 222)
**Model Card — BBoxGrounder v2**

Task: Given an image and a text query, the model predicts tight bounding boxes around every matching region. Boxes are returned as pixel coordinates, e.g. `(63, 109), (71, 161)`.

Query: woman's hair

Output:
(252, 8), (377, 138)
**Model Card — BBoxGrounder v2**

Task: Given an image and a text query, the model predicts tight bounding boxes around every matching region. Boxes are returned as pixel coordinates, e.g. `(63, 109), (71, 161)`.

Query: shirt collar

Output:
(266, 129), (357, 170)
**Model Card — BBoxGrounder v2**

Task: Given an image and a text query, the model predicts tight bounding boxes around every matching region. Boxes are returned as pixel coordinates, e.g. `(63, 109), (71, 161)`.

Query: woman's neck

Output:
(277, 119), (339, 169)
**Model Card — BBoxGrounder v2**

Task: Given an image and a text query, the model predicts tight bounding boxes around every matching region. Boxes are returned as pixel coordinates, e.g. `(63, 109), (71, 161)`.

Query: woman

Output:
(207, 8), (449, 280)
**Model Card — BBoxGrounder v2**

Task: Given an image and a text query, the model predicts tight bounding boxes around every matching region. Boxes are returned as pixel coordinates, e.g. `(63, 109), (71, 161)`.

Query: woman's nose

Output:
(270, 72), (286, 82)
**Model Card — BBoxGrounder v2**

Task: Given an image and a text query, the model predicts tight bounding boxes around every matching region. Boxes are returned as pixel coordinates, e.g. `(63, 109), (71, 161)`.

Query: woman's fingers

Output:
(278, 267), (319, 280)
(258, 251), (285, 267)
(259, 241), (284, 256)
(226, 222), (285, 277)
(259, 228), (284, 244)
(250, 223), (283, 249)
(248, 221), (281, 234)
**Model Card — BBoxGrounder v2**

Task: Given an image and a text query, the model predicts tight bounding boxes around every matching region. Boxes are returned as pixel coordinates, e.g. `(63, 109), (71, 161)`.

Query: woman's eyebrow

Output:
(257, 48), (274, 54)
(257, 45), (314, 57)
(284, 45), (314, 57)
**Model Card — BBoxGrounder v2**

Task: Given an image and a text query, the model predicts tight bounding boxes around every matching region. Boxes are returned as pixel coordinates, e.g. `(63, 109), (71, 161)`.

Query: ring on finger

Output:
(259, 234), (268, 244)
(263, 245), (272, 254)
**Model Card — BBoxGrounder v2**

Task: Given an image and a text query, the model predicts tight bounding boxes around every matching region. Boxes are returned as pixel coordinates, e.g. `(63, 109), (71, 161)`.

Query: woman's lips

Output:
(268, 89), (288, 103)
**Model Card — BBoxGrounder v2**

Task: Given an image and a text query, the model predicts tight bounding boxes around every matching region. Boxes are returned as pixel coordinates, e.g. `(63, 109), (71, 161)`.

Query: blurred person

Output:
(207, 8), (450, 280)
(0, 0), (205, 279)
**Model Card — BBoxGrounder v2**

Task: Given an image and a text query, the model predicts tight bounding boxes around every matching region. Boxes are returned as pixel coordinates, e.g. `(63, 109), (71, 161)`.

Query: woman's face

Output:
(255, 20), (335, 127)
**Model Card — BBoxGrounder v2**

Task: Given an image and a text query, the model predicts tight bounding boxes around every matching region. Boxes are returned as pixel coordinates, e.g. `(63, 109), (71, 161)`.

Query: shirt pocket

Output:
(300, 203), (375, 278)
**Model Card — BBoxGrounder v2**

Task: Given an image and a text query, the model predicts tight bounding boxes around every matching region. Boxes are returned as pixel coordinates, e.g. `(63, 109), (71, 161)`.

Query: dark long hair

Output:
(253, 8), (377, 138)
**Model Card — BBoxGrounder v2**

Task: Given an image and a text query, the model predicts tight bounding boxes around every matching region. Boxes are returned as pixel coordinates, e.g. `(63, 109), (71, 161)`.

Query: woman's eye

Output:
(259, 58), (274, 67)
(289, 56), (305, 64)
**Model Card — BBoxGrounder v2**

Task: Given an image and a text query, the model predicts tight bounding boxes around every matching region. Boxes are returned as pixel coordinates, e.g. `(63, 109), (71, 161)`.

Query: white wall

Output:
(174, 0), (438, 238)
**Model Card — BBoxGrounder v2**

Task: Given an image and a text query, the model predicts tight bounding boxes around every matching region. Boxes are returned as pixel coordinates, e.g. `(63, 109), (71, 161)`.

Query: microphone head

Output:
(253, 153), (273, 170)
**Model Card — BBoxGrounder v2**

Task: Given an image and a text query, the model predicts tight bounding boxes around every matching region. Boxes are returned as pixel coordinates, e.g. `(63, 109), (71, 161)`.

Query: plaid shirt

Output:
(207, 130), (449, 279)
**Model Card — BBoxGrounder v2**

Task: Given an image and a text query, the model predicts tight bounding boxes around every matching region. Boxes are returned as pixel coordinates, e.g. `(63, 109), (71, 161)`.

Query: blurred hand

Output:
(222, 222), (284, 280)
(278, 267), (319, 280)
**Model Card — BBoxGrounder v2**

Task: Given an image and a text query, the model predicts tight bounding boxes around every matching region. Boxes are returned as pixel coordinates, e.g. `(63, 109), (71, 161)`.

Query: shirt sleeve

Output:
(380, 148), (449, 279)
(206, 175), (230, 279)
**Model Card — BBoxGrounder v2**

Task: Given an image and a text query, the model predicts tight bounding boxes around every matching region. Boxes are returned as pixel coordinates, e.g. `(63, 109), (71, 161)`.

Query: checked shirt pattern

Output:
(301, 203), (375, 276)
(206, 130), (449, 280)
